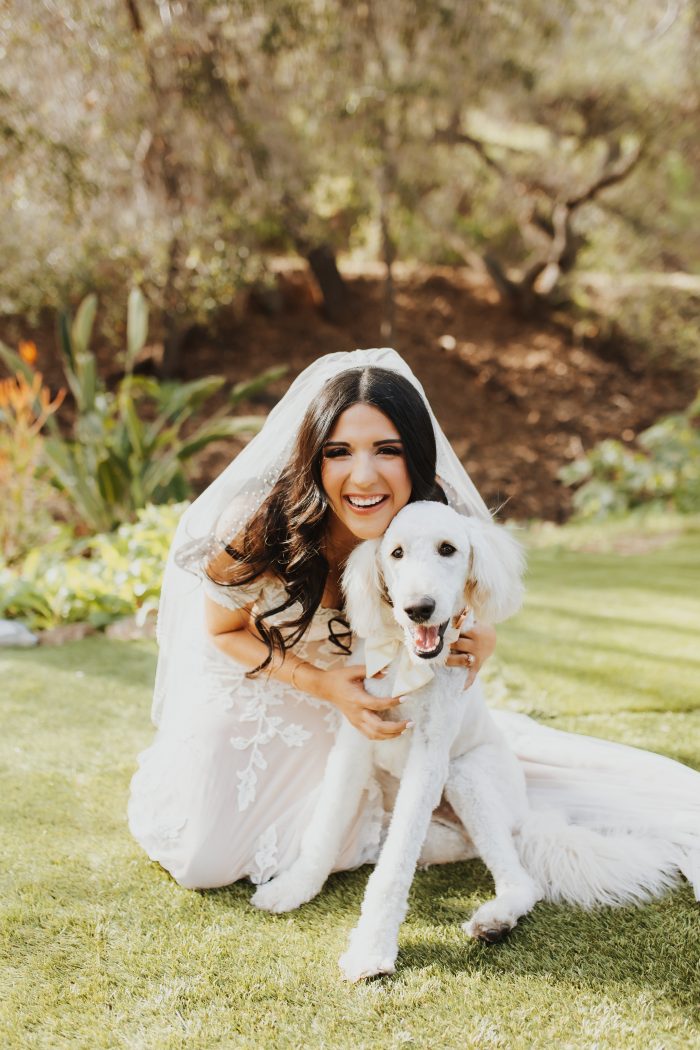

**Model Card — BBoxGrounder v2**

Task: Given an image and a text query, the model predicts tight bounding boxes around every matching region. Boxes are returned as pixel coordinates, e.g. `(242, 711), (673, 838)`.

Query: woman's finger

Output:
(364, 713), (410, 740)
(445, 653), (476, 670)
(449, 638), (474, 654)
(360, 691), (403, 712)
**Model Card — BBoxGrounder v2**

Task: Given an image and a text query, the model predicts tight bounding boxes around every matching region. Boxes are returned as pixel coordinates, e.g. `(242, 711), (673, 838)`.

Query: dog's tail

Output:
(515, 811), (682, 908)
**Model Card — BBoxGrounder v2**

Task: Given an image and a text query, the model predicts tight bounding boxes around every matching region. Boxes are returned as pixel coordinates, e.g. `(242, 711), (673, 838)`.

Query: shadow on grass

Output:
(202, 859), (700, 1023)
(401, 864), (700, 1021)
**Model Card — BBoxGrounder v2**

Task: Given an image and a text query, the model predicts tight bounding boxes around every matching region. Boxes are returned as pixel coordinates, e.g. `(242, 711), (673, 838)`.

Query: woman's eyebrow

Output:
(323, 438), (404, 446)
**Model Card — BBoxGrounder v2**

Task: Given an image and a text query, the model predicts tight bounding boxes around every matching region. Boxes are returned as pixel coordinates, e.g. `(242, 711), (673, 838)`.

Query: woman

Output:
(129, 348), (700, 900)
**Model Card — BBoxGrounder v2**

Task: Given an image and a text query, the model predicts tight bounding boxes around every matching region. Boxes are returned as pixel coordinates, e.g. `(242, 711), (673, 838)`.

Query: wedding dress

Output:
(128, 349), (700, 899)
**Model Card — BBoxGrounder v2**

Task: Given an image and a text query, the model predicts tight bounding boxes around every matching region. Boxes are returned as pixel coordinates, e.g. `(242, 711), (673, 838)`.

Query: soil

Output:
(180, 263), (695, 522)
(14, 263), (697, 522)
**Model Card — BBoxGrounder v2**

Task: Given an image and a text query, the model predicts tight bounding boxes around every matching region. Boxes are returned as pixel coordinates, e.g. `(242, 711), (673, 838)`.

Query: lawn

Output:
(2, 517), (699, 1049)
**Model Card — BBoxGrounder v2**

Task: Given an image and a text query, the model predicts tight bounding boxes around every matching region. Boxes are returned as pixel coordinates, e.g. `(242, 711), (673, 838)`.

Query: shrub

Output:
(0, 291), (284, 533)
(559, 393), (700, 519)
(0, 502), (184, 630)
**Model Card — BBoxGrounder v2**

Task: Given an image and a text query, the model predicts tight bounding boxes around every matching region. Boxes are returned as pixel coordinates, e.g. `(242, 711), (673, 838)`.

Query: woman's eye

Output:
(322, 448), (348, 459)
(378, 445), (402, 456)
(391, 547), (404, 559)
(438, 542), (456, 557)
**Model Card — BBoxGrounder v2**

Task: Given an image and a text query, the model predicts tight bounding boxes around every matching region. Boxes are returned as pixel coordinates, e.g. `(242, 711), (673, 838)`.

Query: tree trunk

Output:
(160, 235), (186, 378)
(306, 244), (350, 325)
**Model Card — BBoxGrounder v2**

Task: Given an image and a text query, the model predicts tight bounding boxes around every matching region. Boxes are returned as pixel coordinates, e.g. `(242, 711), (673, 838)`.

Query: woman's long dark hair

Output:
(206, 366), (446, 674)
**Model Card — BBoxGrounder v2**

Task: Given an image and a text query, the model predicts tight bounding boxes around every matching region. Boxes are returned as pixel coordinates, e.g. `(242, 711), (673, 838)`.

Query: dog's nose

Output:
(404, 598), (436, 623)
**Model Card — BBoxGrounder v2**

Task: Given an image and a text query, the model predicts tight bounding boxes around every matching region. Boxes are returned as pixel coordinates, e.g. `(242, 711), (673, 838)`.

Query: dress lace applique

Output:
(231, 692), (312, 811)
(251, 824), (278, 885)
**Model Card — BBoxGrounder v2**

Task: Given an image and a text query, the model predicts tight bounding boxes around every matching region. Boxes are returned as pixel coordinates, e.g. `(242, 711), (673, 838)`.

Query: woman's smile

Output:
(343, 493), (389, 512)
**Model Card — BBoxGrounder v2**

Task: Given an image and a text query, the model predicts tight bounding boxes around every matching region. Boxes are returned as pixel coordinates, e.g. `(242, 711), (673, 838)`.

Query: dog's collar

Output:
(364, 621), (461, 696)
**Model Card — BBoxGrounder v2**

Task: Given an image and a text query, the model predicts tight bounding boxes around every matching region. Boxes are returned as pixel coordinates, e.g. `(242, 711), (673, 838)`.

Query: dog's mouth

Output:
(407, 620), (449, 660)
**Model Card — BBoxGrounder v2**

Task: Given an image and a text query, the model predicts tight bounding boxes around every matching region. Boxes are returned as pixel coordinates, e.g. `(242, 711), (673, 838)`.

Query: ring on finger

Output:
(465, 653), (475, 667)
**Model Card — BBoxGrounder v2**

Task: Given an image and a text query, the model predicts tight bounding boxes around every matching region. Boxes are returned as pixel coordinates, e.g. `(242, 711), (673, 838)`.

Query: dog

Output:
(252, 501), (675, 981)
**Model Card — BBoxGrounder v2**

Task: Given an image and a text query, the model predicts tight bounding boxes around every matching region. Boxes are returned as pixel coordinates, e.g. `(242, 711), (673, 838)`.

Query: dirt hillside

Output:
(184, 265), (693, 522)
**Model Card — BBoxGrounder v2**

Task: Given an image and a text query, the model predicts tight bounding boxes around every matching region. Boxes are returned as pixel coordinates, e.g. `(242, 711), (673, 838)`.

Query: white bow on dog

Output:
(364, 622), (461, 696)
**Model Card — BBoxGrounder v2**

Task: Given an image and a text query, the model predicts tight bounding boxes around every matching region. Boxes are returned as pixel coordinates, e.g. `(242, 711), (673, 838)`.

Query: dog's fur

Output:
(252, 502), (677, 981)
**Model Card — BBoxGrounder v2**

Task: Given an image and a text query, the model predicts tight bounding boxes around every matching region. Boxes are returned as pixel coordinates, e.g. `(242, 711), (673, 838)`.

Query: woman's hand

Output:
(446, 620), (497, 690)
(316, 664), (409, 741)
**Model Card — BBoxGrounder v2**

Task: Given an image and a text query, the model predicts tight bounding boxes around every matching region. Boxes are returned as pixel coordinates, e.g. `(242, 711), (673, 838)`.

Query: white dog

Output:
(252, 501), (673, 981)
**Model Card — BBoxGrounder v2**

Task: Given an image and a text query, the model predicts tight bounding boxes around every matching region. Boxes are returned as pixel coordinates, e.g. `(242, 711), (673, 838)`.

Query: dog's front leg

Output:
(339, 710), (451, 981)
(446, 745), (542, 942)
(251, 719), (373, 913)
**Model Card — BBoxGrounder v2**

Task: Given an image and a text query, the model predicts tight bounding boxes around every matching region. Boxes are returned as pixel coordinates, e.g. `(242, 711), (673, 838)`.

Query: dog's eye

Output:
(390, 546), (404, 559)
(438, 542), (456, 557)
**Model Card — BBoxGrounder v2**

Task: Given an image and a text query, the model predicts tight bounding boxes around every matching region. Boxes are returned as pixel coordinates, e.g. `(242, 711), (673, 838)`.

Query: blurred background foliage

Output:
(1, 0), (699, 365)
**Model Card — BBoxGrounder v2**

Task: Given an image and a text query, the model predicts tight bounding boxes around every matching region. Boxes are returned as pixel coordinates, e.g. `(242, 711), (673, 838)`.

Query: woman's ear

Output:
(341, 538), (387, 638)
(460, 518), (525, 624)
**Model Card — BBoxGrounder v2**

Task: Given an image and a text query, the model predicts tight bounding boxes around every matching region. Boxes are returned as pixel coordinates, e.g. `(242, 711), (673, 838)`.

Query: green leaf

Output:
(96, 460), (124, 513)
(157, 376), (226, 421)
(76, 352), (97, 413)
(176, 415), (263, 460)
(126, 287), (149, 372)
(57, 309), (75, 371)
(141, 454), (182, 498)
(43, 439), (112, 532)
(229, 365), (287, 405)
(71, 293), (98, 356)
(118, 383), (146, 460)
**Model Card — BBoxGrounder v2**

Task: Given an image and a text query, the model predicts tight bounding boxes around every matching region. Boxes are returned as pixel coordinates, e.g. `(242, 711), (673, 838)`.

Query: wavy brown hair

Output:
(205, 366), (446, 674)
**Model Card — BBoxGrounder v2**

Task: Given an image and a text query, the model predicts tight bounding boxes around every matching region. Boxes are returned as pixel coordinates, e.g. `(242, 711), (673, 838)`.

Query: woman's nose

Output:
(349, 452), (378, 486)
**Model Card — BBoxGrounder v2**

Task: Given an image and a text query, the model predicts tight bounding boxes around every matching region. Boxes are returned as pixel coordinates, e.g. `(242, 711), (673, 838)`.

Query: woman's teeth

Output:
(345, 495), (386, 508)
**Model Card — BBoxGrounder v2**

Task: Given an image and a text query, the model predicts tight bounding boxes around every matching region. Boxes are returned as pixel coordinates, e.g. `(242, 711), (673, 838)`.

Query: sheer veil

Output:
(152, 348), (491, 728)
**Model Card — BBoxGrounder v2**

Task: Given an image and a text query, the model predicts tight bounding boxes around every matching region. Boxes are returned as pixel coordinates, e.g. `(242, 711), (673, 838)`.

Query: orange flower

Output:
(19, 340), (38, 365)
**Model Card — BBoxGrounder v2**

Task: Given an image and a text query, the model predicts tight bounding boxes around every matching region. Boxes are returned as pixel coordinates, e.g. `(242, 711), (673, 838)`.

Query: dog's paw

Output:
(250, 869), (322, 914)
(339, 947), (396, 983)
(463, 896), (517, 943)
(463, 880), (541, 943)
(338, 932), (397, 982)
(462, 889), (533, 943)
(463, 914), (513, 944)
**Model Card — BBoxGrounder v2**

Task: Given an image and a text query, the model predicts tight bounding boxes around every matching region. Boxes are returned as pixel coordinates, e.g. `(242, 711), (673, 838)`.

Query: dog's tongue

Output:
(415, 624), (439, 651)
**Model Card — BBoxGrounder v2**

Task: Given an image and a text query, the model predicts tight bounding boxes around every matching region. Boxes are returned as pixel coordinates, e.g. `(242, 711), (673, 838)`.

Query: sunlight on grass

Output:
(2, 519), (699, 1048)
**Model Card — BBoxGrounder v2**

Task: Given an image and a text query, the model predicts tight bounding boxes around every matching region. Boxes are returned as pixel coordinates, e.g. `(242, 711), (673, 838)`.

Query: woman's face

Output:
(321, 403), (412, 545)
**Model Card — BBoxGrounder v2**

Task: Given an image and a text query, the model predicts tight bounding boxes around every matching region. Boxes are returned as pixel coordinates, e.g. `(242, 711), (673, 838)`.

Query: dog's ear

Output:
(460, 518), (525, 624)
(341, 538), (387, 638)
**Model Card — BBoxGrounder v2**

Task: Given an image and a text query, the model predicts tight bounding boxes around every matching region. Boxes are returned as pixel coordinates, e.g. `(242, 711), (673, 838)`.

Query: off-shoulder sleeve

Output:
(201, 573), (263, 612)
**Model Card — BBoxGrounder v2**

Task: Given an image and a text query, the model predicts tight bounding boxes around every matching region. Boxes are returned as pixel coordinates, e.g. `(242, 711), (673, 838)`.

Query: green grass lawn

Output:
(2, 518), (699, 1049)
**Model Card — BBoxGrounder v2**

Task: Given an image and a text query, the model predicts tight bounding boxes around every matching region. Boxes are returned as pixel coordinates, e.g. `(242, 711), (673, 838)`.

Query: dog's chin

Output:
(404, 620), (450, 661)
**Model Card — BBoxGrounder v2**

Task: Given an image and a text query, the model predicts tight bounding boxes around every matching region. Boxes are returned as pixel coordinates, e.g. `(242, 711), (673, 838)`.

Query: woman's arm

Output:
(204, 596), (409, 740)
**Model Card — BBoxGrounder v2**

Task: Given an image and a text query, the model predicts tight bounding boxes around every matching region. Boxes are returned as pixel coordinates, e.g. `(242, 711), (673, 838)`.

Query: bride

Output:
(128, 348), (700, 902)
